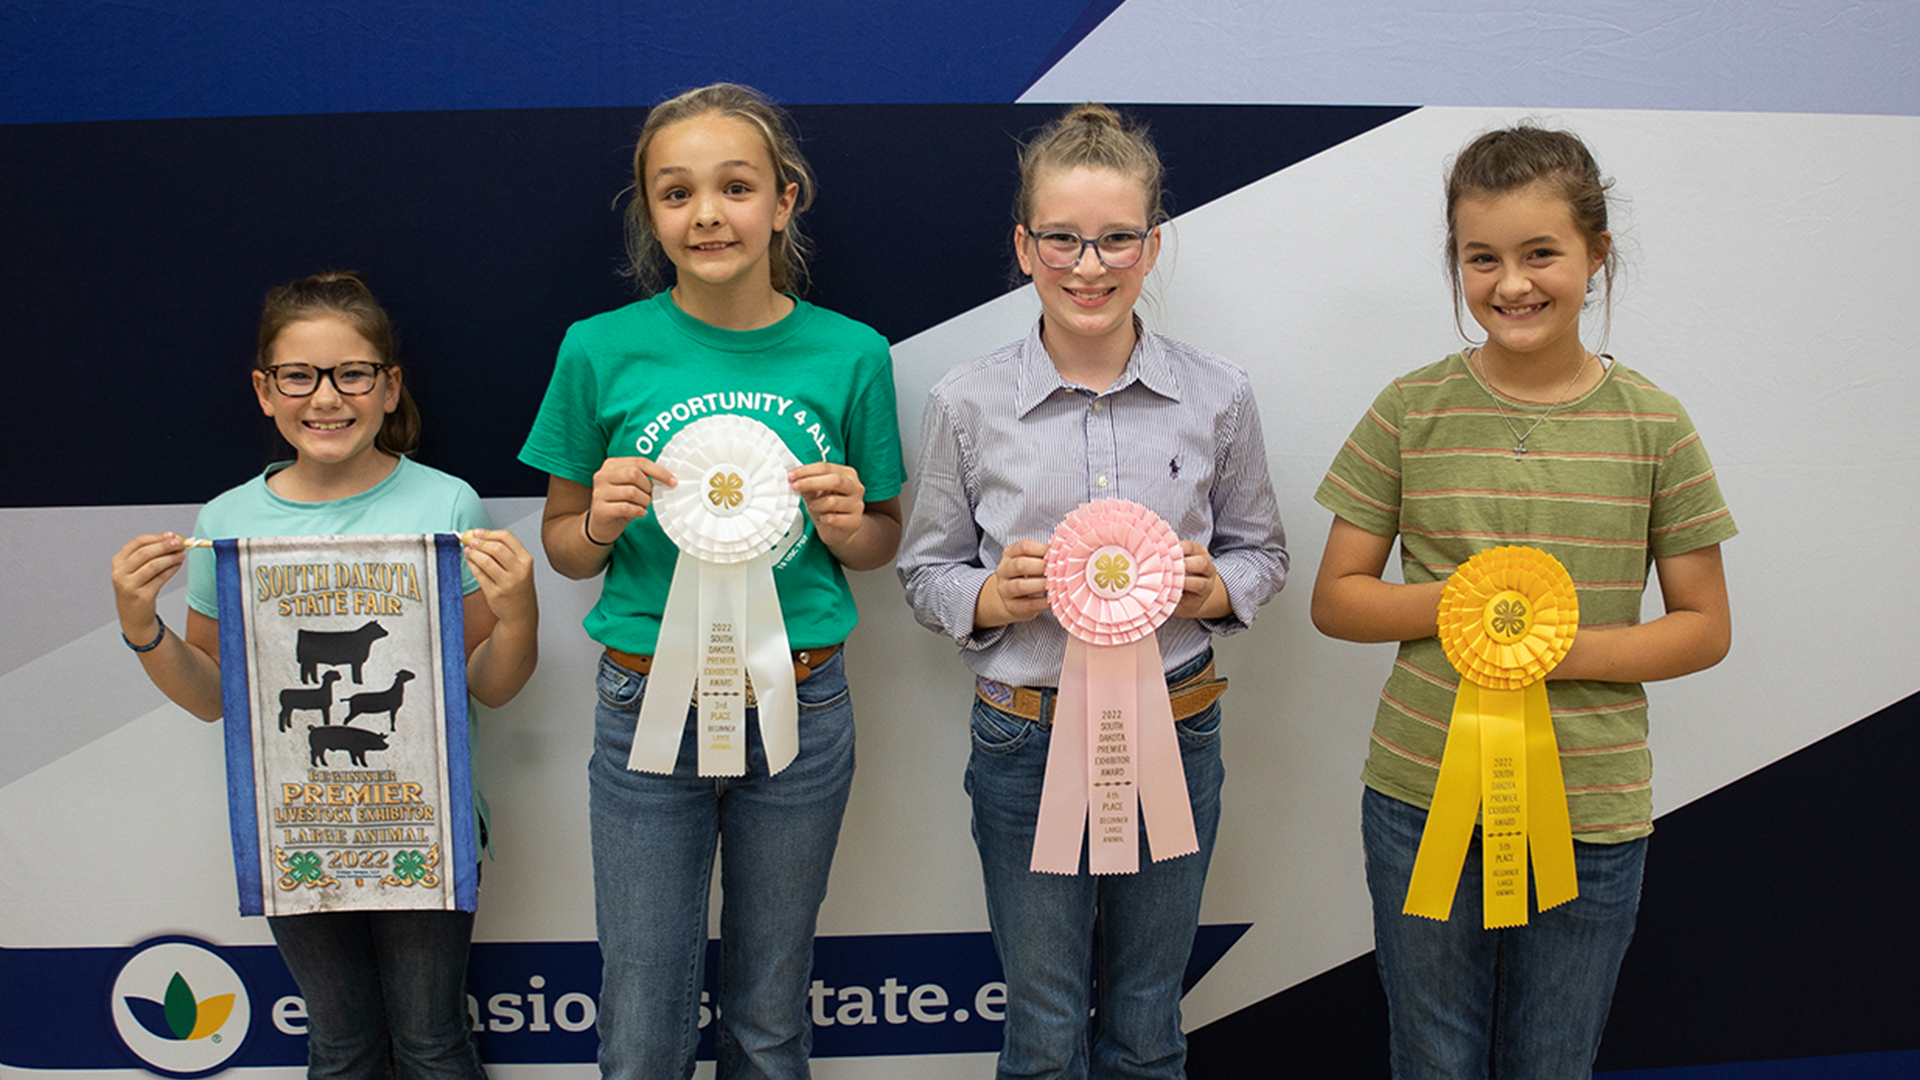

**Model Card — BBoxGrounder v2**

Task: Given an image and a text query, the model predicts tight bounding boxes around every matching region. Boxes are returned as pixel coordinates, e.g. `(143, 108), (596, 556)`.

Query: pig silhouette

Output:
(308, 724), (389, 767)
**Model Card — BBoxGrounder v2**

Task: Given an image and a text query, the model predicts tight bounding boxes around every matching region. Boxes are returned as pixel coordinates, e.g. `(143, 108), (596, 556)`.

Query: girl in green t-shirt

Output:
(522, 83), (904, 1080)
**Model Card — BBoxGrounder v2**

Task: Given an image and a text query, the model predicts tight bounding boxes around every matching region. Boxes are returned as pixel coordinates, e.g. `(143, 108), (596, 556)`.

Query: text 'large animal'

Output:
(297, 621), (388, 684)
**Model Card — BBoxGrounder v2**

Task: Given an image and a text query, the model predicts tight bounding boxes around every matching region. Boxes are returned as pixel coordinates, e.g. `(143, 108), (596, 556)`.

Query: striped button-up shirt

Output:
(898, 321), (1289, 687)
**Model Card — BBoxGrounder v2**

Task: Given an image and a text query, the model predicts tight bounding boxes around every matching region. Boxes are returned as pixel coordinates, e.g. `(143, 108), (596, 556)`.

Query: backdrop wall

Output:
(3, 2), (1915, 1077)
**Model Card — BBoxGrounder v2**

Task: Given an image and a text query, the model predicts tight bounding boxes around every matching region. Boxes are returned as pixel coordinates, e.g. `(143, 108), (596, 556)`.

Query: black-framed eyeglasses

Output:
(1024, 227), (1153, 270)
(263, 362), (389, 398)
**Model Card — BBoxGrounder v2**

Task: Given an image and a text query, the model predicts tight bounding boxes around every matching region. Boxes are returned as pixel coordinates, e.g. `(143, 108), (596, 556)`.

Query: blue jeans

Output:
(267, 909), (484, 1080)
(589, 648), (854, 1080)
(1362, 787), (1647, 1080)
(965, 648), (1224, 1080)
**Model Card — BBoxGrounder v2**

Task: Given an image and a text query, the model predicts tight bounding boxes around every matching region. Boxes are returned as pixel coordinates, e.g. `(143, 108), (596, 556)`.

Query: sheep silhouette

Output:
(296, 621), (388, 684)
(343, 670), (416, 732)
(308, 724), (389, 767)
(278, 671), (341, 731)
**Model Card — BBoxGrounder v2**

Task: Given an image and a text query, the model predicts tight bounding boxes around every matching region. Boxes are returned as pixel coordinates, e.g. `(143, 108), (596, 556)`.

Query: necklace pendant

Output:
(1514, 440), (1528, 457)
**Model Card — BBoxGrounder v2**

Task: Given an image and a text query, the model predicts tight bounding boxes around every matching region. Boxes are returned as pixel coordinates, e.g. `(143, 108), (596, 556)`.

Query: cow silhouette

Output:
(308, 724), (389, 767)
(278, 671), (341, 731)
(297, 621), (388, 684)
(343, 670), (416, 731)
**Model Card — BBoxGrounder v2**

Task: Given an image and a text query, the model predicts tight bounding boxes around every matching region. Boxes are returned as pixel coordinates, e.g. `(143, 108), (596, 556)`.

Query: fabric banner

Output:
(215, 534), (478, 917)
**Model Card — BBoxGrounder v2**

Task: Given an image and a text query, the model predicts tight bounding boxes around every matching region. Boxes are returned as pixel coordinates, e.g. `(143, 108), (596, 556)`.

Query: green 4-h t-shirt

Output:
(519, 291), (906, 654)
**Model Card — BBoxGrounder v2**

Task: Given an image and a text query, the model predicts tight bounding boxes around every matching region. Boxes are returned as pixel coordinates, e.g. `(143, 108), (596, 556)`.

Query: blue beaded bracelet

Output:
(123, 614), (166, 652)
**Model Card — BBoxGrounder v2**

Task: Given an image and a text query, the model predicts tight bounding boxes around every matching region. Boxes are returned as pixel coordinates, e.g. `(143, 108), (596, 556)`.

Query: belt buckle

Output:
(976, 677), (1015, 707)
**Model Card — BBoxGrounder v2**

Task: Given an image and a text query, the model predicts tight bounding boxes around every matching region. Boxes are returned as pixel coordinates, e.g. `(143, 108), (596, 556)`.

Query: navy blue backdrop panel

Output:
(0, 103), (1409, 508)
(0, 0), (1129, 124)
(1187, 690), (1920, 1078)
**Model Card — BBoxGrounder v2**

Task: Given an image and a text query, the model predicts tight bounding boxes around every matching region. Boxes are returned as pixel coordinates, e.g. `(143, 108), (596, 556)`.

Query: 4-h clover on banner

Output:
(1032, 499), (1195, 875)
(633, 414), (805, 777)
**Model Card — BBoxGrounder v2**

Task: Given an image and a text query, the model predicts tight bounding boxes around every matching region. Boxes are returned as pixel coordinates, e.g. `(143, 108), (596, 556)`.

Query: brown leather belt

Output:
(604, 643), (841, 703)
(975, 658), (1226, 725)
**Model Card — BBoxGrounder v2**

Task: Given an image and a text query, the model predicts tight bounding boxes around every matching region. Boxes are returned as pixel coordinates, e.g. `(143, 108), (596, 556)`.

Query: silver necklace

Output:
(1470, 348), (1590, 458)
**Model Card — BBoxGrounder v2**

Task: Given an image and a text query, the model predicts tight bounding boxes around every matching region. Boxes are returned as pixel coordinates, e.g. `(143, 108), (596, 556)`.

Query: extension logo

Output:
(109, 936), (253, 1077)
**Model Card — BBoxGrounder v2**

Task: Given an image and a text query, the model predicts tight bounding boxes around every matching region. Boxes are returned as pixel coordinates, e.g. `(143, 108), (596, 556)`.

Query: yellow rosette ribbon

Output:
(1404, 545), (1580, 928)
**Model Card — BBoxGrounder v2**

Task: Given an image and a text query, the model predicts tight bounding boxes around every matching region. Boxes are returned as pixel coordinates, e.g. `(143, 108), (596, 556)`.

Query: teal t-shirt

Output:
(185, 454), (496, 854)
(518, 292), (906, 654)
(187, 455), (487, 616)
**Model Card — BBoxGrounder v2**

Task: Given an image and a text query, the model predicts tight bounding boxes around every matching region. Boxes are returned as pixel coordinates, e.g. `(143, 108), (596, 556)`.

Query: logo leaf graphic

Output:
(393, 850), (427, 884)
(125, 995), (182, 1040)
(286, 850), (324, 884)
(189, 993), (236, 1040)
(163, 972), (198, 1039)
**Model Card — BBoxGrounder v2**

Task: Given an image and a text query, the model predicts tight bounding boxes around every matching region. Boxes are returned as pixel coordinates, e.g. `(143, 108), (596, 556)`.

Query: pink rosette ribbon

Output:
(1032, 499), (1196, 875)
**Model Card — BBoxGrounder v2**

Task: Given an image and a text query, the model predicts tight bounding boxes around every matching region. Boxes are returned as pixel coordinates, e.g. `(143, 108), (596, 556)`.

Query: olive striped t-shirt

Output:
(1315, 353), (1737, 842)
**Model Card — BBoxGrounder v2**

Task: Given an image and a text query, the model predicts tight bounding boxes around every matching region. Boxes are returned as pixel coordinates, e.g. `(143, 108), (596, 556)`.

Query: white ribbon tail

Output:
(629, 554), (701, 774)
(695, 563), (750, 777)
(743, 554), (798, 775)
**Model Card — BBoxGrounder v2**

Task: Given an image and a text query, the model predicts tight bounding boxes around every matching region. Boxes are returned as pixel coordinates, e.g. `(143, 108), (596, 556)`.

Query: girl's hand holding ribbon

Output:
(589, 456), (679, 542)
(1170, 540), (1232, 620)
(976, 538), (1052, 627)
(788, 462), (866, 548)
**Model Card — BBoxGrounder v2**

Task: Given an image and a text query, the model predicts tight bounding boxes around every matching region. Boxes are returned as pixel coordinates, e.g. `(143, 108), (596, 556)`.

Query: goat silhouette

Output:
(343, 670), (416, 731)
(278, 671), (341, 731)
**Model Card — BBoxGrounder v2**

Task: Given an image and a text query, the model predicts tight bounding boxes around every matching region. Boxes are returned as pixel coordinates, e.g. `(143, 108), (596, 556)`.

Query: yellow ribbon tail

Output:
(1480, 686), (1530, 929)
(1526, 680), (1579, 912)
(1403, 680), (1578, 928)
(1403, 682), (1484, 922)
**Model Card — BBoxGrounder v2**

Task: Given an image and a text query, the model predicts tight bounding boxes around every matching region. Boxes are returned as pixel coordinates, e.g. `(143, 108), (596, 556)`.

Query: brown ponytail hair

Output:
(1445, 123), (1618, 342)
(1014, 102), (1167, 231)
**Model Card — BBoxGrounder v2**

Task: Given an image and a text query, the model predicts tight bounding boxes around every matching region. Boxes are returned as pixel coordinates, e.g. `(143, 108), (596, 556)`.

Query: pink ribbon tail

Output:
(1133, 635), (1197, 863)
(1030, 637), (1090, 874)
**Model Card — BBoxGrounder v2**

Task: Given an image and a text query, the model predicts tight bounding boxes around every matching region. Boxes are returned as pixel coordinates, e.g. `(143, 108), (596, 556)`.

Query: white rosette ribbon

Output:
(630, 415), (803, 777)
(1032, 499), (1195, 875)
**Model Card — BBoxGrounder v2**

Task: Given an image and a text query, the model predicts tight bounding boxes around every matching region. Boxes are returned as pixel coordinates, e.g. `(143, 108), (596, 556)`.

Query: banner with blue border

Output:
(216, 534), (476, 917)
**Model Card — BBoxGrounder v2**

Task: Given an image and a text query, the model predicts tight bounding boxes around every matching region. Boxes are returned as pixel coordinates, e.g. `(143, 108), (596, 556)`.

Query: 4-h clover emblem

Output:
(274, 848), (335, 890)
(382, 845), (442, 888)
(708, 471), (745, 509)
(1489, 596), (1529, 639)
(285, 851), (323, 883)
(1093, 552), (1132, 593)
(391, 851), (427, 884)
